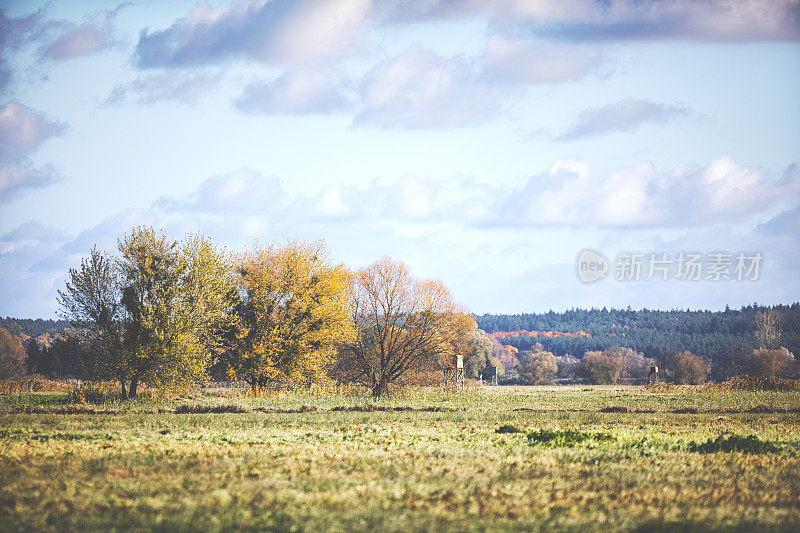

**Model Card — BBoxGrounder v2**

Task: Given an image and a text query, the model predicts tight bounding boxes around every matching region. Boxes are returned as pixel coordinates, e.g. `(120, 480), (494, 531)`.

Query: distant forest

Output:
(476, 304), (800, 364)
(0, 317), (70, 338)
(5, 304), (799, 368)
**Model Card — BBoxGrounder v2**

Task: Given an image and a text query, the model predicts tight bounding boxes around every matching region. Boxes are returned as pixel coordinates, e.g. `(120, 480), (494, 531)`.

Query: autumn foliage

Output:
(336, 257), (476, 396)
(673, 351), (710, 385)
(222, 241), (354, 392)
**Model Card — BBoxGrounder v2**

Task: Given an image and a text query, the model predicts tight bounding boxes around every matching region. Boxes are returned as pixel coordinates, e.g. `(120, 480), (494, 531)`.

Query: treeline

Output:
(0, 318), (70, 338)
(476, 305), (800, 363)
(1, 227), (478, 397)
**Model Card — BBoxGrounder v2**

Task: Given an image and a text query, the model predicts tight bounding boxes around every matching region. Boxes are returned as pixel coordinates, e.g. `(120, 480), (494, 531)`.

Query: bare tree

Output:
(337, 257), (474, 396)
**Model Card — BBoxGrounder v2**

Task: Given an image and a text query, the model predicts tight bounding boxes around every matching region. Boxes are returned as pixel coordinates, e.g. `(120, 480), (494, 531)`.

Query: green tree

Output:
(713, 344), (750, 381)
(577, 350), (623, 384)
(465, 329), (494, 379)
(516, 344), (557, 385)
(0, 327), (25, 379)
(57, 247), (128, 390)
(58, 227), (233, 398)
(222, 241), (353, 392)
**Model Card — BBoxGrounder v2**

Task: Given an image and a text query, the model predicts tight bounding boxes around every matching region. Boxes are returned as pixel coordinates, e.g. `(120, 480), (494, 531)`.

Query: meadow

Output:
(1, 384), (799, 532)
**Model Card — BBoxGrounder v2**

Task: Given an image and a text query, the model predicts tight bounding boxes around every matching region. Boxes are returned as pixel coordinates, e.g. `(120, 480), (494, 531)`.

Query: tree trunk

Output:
(129, 378), (138, 399)
(372, 377), (388, 397)
(119, 379), (128, 400)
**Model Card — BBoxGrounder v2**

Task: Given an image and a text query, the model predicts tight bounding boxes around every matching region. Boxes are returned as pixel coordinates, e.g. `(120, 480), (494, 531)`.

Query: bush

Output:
(748, 347), (796, 379)
(576, 351), (624, 384)
(689, 434), (780, 454)
(704, 376), (800, 392)
(0, 328), (25, 380)
(174, 403), (252, 414)
(527, 428), (614, 447)
(672, 351), (709, 385)
(67, 382), (125, 403)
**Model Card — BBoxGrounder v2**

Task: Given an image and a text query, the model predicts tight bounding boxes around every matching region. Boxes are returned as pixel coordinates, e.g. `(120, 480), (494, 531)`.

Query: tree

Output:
(25, 332), (94, 378)
(338, 257), (475, 397)
(605, 346), (652, 381)
(465, 329), (494, 379)
(58, 227), (233, 398)
(713, 344), (751, 381)
(748, 347), (795, 378)
(57, 246), (128, 391)
(672, 351), (709, 385)
(755, 309), (781, 349)
(516, 344), (557, 385)
(0, 327), (25, 379)
(576, 350), (623, 384)
(222, 241), (353, 392)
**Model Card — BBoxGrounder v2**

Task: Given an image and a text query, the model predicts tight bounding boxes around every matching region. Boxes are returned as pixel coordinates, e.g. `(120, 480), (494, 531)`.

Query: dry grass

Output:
(1, 385), (799, 531)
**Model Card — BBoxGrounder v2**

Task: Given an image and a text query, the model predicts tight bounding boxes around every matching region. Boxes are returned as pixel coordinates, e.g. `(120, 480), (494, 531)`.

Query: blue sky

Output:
(1, 0), (799, 318)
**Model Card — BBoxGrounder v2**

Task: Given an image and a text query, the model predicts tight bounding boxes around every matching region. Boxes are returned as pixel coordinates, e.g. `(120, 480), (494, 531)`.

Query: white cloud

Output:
(0, 163), (59, 202)
(508, 0), (800, 42)
(557, 98), (690, 140)
(494, 156), (800, 227)
(355, 50), (505, 128)
(482, 35), (600, 84)
(0, 101), (65, 202)
(154, 169), (286, 214)
(375, 0), (800, 42)
(3, 156), (799, 317)
(134, 0), (372, 68)
(235, 66), (353, 114)
(0, 100), (66, 158)
(42, 25), (113, 61)
(106, 71), (224, 106)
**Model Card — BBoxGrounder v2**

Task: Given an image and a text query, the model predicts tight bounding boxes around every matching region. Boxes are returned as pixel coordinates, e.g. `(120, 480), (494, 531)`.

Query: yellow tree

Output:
(754, 308), (781, 349)
(223, 241), (353, 392)
(338, 257), (476, 396)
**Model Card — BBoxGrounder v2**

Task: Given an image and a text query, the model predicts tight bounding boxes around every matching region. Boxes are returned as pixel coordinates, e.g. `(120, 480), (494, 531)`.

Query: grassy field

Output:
(1, 384), (799, 532)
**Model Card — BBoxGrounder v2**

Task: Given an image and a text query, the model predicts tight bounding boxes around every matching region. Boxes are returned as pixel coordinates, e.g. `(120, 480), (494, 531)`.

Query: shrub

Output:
(67, 382), (125, 403)
(689, 434), (780, 454)
(0, 376), (76, 394)
(496, 424), (523, 434)
(67, 381), (122, 403)
(174, 403), (252, 414)
(0, 328), (25, 380)
(527, 429), (614, 447)
(704, 376), (800, 391)
(672, 352), (709, 385)
(748, 347), (796, 379)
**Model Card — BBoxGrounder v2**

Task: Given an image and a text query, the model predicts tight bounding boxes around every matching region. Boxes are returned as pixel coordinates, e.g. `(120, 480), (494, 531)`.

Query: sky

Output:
(0, 0), (799, 319)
